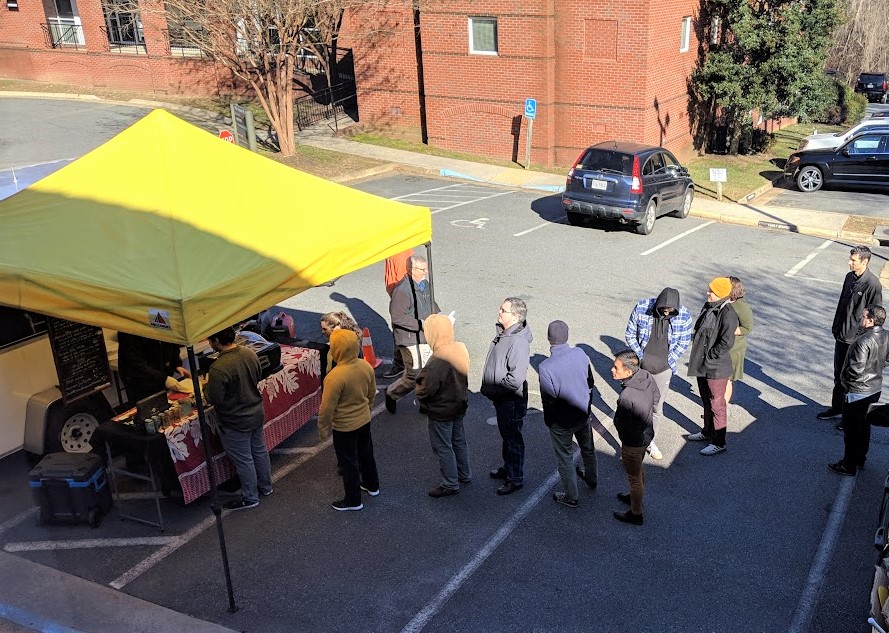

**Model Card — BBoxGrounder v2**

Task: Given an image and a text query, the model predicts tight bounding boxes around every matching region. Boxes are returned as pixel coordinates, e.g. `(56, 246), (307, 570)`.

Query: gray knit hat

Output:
(547, 320), (569, 345)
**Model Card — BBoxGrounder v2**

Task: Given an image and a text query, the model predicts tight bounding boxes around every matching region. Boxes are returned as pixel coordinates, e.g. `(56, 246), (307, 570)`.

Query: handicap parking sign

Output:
(524, 98), (537, 120)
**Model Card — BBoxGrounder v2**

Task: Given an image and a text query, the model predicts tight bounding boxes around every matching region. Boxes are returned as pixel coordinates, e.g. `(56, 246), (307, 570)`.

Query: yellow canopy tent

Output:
(0, 109), (431, 344)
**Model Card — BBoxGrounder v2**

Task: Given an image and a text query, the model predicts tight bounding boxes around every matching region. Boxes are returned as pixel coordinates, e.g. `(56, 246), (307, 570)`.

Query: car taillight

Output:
(631, 156), (643, 194)
(884, 80), (888, 91)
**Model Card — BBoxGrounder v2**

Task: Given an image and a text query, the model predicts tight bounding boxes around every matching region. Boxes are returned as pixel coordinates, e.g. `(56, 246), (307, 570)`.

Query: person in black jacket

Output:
(538, 320), (597, 508)
(686, 277), (738, 456)
(118, 332), (189, 403)
(819, 246), (883, 420)
(611, 350), (659, 526)
(828, 305), (889, 476)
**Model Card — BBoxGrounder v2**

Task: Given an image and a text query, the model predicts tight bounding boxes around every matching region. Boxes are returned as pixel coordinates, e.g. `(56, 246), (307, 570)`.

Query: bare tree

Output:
(828, 0), (889, 84)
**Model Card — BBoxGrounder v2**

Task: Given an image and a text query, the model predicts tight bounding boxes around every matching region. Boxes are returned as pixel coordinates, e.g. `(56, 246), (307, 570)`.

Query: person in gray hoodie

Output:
(481, 297), (532, 496)
(539, 320), (597, 508)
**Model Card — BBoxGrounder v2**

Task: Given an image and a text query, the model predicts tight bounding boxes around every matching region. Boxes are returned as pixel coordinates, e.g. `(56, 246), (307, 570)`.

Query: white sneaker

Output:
(647, 442), (663, 460)
(700, 444), (726, 456)
(686, 431), (710, 442)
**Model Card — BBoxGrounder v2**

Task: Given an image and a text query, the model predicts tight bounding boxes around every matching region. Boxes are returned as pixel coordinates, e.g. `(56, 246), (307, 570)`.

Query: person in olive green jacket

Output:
(317, 329), (379, 511)
(726, 277), (754, 403)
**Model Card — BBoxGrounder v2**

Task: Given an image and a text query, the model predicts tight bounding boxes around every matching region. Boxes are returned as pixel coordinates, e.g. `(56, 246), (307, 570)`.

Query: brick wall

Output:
(348, 0), (704, 167)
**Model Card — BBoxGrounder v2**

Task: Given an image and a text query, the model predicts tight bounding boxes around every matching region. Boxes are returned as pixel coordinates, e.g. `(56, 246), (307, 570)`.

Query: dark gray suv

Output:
(561, 142), (694, 235)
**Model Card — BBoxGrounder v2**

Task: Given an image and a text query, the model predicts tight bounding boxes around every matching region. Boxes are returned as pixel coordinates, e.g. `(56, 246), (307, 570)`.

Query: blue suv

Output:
(561, 142), (694, 235)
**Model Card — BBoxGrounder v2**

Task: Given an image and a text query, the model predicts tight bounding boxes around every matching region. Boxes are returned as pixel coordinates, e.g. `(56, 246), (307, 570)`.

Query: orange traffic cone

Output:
(361, 328), (383, 368)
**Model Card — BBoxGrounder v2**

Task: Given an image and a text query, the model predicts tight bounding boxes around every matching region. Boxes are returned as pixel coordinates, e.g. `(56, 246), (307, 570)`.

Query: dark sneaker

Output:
(496, 482), (523, 496)
(428, 485), (459, 498)
(385, 394), (397, 414)
(489, 467), (508, 480)
(224, 498), (259, 511)
(616, 492), (631, 505)
(827, 462), (857, 476)
(576, 466), (597, 490)
(382, 367), (404, 379)
(260, 488), (274, 497)
(817, 408), (842, 420)
(613, 510), (644, 525)
(553, 492), (578, 508)
(360, 485), (380, 496)
(331, 499), (364, 511)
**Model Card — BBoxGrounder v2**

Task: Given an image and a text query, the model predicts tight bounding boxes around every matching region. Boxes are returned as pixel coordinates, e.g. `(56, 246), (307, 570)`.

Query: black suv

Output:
(855, 73), (888, 104)
(561, 142), (694, 235)
(784, 131), (889, 192)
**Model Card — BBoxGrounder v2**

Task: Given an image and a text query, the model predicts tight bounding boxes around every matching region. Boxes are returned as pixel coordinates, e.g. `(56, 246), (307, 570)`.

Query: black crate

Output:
(29, 452), (112, 527)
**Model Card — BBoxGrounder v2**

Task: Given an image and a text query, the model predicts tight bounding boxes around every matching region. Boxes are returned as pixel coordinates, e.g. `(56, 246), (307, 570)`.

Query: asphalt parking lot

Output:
(3, 169), (889, 632)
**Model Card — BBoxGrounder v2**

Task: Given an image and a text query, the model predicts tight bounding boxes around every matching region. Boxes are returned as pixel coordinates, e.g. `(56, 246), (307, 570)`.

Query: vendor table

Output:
(106, 345), (322, 505)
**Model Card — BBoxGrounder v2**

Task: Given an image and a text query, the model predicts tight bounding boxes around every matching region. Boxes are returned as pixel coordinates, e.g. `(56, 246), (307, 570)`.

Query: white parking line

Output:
(109, 401), (387, 590)
(513, 222), (551, 237)
(787, 476), (856, 633)
(4, 537), (176, 552)
(431, 191), (514, 215)
(639, 221), (716, 256)
(0, 508), (37, 538)
(785, 240), (833, 277)
(399, 470), (560, 633)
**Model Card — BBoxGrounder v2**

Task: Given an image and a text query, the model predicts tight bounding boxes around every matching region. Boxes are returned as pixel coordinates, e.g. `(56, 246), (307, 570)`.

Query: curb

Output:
(690, 207), (878, 244)
(127, 99), (228, 125)
(332, 163), (397, 183)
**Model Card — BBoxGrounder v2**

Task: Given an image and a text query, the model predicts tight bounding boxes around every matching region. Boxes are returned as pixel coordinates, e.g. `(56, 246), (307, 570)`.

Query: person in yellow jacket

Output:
(317, 329), (380, 511)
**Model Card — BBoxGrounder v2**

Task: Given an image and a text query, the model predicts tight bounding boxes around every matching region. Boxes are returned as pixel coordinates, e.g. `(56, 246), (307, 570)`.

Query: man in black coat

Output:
(611, 350), (659, 526)
(686, 277), (738, 456)
(819, 246), (883, 420)
(828, 305), (889, 476)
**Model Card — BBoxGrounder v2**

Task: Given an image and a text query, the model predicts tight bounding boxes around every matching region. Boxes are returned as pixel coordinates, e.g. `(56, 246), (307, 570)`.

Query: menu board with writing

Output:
(46, 318), (112, 405)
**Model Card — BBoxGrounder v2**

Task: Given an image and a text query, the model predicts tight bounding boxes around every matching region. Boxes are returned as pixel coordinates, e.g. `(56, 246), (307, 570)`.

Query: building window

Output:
(45, 0), (86, 48)
(101, 0), (146, 54)
(469, 17), (497, 55)
(679, 16), (691, 52)
(7, 0), (19, 10)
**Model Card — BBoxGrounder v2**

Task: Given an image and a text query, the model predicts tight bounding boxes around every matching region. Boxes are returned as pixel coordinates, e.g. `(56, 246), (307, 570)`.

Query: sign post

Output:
(230, 104), (258, 152)
(709, 168), (727, 201)
(523, 98), (536, 170)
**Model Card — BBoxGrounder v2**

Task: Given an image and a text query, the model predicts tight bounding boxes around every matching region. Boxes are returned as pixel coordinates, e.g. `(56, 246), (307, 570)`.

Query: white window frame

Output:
(468, 16), (498, 56)
(680, 16), (691, 52)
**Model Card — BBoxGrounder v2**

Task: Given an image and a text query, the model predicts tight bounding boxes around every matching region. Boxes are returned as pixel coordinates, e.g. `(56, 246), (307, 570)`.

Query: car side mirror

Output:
(841, 149), (850, 157)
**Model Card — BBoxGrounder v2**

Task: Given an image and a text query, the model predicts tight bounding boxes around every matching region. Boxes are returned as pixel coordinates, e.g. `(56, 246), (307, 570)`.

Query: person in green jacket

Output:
(726, 277), (754, 404)
(318, 329), (379, 512)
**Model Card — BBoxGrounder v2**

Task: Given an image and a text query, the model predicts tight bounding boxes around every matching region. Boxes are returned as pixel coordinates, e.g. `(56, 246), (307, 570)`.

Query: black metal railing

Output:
(100, 24), (147, 54)
(294, 80), (357, 131)
(163, 28), (209, 58)
(41, 22), (85, 49)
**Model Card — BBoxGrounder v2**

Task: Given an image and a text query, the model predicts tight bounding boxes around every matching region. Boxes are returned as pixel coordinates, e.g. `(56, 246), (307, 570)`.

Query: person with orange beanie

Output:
(685, 277), (739, 456)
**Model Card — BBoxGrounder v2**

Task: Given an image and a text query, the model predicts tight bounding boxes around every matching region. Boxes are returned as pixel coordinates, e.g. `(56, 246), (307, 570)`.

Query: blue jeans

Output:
(218, 426), (272, 504)
(494, 397), (527, 485)
(428, 416), (472, 490)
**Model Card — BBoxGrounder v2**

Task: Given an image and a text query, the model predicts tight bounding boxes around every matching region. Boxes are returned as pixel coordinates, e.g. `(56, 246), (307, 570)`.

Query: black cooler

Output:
(29, 452), (112, 527)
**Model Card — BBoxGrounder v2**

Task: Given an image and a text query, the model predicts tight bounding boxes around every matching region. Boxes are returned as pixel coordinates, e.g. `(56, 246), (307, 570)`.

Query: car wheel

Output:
(566, 210), (585, 226)
(673, 187), (693, 219)
(636, 200), (656, 235)
(796, 166), (823, 192)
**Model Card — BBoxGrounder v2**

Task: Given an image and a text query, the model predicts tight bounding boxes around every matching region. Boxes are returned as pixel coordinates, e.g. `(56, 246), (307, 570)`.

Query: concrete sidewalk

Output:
(0, 551), (237, 633)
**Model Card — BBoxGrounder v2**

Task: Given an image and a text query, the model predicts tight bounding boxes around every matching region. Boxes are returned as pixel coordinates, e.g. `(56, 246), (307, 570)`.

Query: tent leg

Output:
(188, 346), (238, 613)
(425, 241), (435, 309)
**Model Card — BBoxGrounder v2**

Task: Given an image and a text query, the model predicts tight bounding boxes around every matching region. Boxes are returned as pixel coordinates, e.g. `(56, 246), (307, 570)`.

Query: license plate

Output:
(589, 179), (608, 191)
(868, 83), (875, 88)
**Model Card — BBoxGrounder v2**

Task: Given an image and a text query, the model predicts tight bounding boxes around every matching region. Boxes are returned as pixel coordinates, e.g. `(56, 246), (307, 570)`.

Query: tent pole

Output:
(187, 346), (238, 613)
(425, 241), (434, 309)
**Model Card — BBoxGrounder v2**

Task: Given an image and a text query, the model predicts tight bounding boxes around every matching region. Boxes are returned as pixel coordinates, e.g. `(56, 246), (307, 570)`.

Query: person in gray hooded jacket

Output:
(481, 297), (532, 496)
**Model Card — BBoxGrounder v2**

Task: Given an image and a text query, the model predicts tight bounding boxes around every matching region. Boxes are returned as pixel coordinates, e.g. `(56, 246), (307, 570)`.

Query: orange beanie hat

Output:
(709, 277), (732, 300)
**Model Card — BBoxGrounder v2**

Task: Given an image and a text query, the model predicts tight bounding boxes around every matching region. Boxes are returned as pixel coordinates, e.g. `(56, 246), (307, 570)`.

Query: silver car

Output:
(796, 119), (889, 152)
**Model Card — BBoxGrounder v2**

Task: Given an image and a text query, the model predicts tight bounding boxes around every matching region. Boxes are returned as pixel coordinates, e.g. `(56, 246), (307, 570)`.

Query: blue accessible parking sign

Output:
(524, 98), (537, 119)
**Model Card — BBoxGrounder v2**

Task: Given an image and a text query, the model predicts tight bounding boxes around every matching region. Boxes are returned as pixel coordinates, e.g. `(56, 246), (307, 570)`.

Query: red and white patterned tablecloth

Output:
(163, 345), (321, 504)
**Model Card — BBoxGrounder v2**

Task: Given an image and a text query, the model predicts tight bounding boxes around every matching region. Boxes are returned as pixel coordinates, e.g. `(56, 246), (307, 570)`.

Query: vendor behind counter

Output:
(118, 332), (191, 403)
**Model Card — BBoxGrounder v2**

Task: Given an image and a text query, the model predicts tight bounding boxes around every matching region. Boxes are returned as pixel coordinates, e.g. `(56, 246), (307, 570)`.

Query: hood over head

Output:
(653, 287), (680, 314)
(423, 314), (454, 351)
(329, 329), (360, 365)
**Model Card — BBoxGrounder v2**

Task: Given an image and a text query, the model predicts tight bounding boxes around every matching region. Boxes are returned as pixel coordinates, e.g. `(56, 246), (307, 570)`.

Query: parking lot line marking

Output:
(513, 222), (551, 237)
(390, 184), (479, 200)
(785, 240), (833, 278)
(639, 221), (715, 256)
(109, 401), (388, 590)
(787, 476), (855, 633)
(789, 275), (842, 285)
(0, 508), (37, 538)
(431, 191), (514, 215)
(399, 470), (560, 633)
(4, 537), (176, 552)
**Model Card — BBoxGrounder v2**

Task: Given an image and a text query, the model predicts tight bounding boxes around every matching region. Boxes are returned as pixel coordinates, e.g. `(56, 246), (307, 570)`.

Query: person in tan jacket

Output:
(318, 329), (379, 511)
(415, 314), (471, 498)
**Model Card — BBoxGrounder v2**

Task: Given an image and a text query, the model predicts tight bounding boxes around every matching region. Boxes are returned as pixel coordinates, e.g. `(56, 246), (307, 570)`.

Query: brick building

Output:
(0, 0), (328, 96)
(343, 0), (703, 166)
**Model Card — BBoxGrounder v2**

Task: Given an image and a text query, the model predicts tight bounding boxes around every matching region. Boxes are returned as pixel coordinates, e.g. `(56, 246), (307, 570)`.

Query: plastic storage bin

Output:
(29, 452), (112, 527)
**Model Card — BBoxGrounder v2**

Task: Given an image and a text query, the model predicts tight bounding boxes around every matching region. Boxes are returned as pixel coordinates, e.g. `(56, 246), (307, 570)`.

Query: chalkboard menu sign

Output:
(46, 318), (112, 405)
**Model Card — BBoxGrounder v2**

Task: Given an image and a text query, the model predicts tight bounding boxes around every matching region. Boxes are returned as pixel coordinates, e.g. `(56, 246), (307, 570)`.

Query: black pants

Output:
(841, 392), (880, 468)
(333, 423), (380, 506)
(831, 341), (851, 411)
